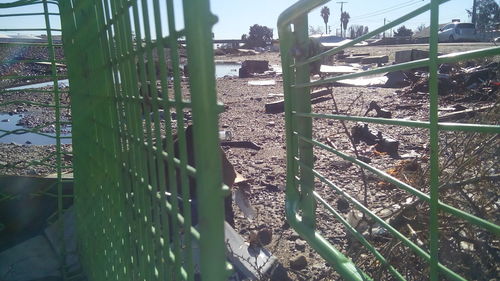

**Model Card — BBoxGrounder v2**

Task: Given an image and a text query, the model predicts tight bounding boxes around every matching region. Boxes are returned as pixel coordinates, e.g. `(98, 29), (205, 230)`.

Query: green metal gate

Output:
(1, 0), (229, 280)
(278, 0), (500, 280)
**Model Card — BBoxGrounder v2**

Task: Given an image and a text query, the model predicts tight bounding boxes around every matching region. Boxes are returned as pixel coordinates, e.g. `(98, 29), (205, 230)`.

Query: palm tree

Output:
(341, 11), (350, 38)
(321, 6), (330, 34)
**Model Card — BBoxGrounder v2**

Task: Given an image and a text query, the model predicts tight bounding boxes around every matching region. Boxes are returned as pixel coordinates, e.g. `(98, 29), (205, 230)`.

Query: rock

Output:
(270, 264), (289, 281)
(257, 228), (272, 246)
(289, 255), (308, 270)
(337, 198), (350, 213)
(295, 239), (306, 251)
(288, 233), (300, 241)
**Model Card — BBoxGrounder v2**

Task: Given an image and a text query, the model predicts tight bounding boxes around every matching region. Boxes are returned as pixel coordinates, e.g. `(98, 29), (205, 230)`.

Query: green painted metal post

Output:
(183, 0), (231, 280)
(428, 0), (441, 280)
(293, 15), (316, 230)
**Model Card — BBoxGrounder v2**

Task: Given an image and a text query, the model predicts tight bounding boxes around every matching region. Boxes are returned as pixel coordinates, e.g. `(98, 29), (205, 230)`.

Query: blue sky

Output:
(211, 0), (474, 38)
(0, 0), (476, 39)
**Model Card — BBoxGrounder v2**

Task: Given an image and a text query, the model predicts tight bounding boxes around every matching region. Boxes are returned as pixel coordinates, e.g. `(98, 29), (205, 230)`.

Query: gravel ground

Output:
(1, 48), (498, 280)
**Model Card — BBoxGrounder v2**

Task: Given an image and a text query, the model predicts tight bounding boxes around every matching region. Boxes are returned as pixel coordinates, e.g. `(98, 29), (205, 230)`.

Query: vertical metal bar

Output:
(42, 1), (66, 279)
(428, 0), (440, 280)
(183, 0), (229, 279)
(279, 23), (300, 206)
(293, 15), (316, 229)
(164, 0), (196, 279)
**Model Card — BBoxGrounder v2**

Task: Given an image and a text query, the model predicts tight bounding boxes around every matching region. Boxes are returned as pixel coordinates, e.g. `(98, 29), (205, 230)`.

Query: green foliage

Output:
(467, 0), (500, 31)
(242, 24), (273, 48)
(321, 6), (330, 34)
(393, 25), (413, 37)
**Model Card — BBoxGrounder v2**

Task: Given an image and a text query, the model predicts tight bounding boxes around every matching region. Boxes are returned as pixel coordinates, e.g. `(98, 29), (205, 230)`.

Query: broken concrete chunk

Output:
(395, 49), (429, 64)
(239, 60), (269, 78)
(360, 55), (389, 64)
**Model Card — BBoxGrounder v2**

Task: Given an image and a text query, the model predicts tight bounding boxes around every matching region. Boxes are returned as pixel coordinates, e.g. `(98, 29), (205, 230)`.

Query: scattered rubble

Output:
(351, 123), (399, 156)
(265, 88), (332, 113)
(364, 101), (392, 118)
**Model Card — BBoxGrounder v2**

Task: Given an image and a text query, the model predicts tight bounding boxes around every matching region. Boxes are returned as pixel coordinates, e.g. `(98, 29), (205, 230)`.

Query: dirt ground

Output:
(1, 45), (499, 280)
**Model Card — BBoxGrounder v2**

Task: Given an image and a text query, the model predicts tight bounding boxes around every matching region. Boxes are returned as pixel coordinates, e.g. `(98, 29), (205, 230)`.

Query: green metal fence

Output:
(58, 0), (229, 280)
(0, 0), (72, 273)
(278, 0), (500, 280)
(1, 0), (229, 280)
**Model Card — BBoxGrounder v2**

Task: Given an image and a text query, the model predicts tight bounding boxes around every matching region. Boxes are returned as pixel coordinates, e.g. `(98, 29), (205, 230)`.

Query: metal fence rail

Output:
(278, 0), (500, 280)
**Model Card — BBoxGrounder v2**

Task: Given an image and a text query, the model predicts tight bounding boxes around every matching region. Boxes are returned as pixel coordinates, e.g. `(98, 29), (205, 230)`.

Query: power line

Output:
(352, 0), (427, 20)
(354, 0), (417, 18)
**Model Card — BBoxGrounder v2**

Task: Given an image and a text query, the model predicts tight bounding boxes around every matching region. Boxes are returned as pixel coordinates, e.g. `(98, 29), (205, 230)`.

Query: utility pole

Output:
(337, 1), (347, 37)
(471, 0), (477, 25)
(383, 18), (386, 38)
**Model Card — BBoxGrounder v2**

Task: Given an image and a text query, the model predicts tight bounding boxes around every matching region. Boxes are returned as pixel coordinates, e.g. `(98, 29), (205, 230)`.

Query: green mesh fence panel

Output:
(57, 0), (228, 280)
(278, 0), (500, 280)
(0, 0), (72, 277)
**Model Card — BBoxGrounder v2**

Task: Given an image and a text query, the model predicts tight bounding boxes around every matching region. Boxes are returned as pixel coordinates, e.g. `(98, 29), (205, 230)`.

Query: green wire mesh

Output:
(278, 0), (500, 280)
(57, 0), (229, 280)
(0, 0), (71, 271)
(58, 0), (228, 280)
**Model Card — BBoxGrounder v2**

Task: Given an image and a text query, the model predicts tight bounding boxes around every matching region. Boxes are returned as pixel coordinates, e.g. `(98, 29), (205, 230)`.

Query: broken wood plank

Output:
(220, 141), (262, 150)
(265, 88), (332, 113)
(438, 105), (495, 121)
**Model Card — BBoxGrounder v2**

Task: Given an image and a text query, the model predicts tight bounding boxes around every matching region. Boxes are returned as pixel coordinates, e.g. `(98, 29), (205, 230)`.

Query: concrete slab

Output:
(344, 56), (364, 63)
(360, 55), (389, 64)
